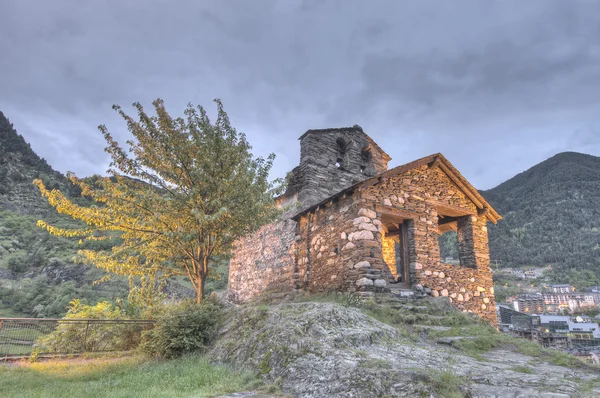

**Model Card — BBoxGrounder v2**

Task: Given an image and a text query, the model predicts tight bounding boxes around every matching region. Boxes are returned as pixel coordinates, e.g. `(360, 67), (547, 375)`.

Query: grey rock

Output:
(210, 302), (600, 398)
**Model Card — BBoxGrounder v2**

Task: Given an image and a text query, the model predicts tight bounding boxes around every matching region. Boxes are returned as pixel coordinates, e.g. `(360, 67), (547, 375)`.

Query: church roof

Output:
(293, 153), (502, 224)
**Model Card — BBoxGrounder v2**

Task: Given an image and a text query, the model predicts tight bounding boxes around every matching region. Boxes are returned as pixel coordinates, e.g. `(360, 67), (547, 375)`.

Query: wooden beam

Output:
(385, 230), (401, 238)
(478, 206), (489, 217)
(438, 222), (458, 234)
(428, 156), (441, 169)
(426, 199), (475, 217)
(438, 215), (460, 226)
(375, 204), (422, 222)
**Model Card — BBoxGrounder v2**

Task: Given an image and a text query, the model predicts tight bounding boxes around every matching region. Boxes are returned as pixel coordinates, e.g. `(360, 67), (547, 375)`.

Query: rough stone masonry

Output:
(228, 126), (502, 324)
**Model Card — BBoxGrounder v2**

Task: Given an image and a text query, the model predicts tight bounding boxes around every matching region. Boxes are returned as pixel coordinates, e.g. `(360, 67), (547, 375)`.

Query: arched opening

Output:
(336, 138), (348, 169)
(360, 147), (372, 173)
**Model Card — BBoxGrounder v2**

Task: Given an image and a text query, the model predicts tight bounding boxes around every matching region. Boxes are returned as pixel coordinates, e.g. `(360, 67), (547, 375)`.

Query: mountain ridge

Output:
(481, 151), (600, 285)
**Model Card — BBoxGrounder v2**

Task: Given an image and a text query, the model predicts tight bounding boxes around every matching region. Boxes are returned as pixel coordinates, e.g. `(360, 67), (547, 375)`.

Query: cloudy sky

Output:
(1, 0), (599, 189)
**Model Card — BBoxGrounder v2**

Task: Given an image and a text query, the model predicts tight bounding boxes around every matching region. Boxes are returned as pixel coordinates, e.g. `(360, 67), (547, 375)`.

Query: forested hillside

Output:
(0, 111), (133, 316)
(482, 152), (600, 286)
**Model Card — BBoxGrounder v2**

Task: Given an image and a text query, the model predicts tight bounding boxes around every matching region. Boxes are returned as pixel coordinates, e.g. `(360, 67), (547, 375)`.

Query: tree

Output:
(35, 99), (283, 303)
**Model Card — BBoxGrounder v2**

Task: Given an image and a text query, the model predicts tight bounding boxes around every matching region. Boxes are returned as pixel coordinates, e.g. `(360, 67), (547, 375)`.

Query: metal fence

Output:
(0, 318), (155, 358)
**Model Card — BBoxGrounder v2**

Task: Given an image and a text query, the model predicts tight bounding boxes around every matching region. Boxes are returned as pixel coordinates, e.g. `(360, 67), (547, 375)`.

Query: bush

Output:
(7, 254), (27, 273)
(139, 298), (224, 359)
(35, 300), (144, 353)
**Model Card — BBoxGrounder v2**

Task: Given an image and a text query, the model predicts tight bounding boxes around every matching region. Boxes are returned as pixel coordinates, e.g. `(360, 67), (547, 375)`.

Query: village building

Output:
(228, 126), (502, 324)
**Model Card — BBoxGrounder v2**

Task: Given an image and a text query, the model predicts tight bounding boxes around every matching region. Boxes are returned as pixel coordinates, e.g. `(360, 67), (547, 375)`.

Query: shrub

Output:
(7, 254), (27, 273)
(139, 298), (224, 359)
(35, 300), (144, 353)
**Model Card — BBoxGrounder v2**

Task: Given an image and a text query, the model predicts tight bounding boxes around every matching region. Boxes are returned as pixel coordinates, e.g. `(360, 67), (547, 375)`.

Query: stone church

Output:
(228, 126), (501, 324)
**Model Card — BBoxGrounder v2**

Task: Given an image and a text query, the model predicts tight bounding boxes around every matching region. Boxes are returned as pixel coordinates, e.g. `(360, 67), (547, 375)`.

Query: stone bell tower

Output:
(285, 126), (391, 209)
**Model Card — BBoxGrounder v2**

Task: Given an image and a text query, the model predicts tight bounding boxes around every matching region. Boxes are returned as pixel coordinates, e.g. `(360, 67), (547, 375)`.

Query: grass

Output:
(510, 365), (534, 374)
(0, 354), (263, 398)
(425, 367), (466, 398)
(428, 323), (590, 368)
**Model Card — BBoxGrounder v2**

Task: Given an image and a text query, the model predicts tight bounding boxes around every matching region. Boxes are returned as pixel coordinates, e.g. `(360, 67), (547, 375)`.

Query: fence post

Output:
(83, 320), (90, 352)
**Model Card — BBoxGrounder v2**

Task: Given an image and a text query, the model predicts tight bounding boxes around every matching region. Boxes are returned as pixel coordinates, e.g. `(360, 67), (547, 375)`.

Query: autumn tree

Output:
(35, 99), (283, 303)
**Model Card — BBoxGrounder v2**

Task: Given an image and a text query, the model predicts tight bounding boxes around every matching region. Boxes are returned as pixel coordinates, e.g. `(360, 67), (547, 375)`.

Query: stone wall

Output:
(227, 218), (297, 303)
(352, 164), (497, 323)
(294, 195), (368, 294)
(228, 159), (497, 324)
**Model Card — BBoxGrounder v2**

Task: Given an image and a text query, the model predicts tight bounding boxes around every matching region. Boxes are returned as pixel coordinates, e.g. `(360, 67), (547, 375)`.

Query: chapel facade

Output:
(228, 126), (501, 324)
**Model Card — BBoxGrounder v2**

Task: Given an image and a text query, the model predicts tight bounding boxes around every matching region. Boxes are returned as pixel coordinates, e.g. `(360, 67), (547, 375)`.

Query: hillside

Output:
(481, 152), (600, 285)
(0, 111), (134, 317)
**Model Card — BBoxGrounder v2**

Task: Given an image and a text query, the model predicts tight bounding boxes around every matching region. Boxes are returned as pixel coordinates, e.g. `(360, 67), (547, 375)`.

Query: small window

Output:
(336, 138), (348, 169)
(360, 148), (372, 173)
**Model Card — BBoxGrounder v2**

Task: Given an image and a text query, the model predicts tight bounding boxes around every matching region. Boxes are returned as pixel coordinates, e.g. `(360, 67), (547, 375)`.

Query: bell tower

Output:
(289, 126), (391, 209)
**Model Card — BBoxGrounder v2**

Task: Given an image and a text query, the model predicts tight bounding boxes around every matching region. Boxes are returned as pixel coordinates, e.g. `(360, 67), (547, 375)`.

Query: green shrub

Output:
(7, 253), (27, 273)
(139, 298), (224, 359)
(35, 300), (144, 353)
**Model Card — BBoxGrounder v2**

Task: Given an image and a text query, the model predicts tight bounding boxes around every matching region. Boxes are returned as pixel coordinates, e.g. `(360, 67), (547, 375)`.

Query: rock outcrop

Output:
(211, 299), (600, 398)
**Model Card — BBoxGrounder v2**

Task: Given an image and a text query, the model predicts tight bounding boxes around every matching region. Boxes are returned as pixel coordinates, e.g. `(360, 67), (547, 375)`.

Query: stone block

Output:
(374, 279), (387, 287)
(359, 223), (378, 232)
(358, 208), (377, 219)
(351, 230), (375, 240)
(440, 289), (449, 297)
(354, 261), (371, 269)
(356, 277), (374, 287)
(353, 216), (372, 224)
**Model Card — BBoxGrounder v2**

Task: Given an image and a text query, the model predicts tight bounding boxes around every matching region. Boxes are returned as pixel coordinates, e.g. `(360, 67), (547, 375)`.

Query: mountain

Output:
(0, 111), (78, 213)
(0, 111), (200, 317)
(482, 151), (600, 286)
(0, 111), (131, 317)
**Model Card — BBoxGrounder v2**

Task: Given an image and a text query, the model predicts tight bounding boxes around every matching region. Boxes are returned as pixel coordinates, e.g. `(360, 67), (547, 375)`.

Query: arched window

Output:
(336, 138), (347, 169)
(360, 148), (372, 173)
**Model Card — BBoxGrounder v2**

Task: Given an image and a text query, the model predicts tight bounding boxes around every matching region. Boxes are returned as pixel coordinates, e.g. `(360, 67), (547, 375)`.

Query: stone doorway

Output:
(381, 217), (411, 289)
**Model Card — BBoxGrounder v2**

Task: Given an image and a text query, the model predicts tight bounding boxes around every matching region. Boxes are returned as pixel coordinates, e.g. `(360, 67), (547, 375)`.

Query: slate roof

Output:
(293, 153), (502, 224)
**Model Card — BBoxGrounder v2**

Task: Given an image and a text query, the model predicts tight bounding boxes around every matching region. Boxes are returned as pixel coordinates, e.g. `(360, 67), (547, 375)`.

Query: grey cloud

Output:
(0, 0), (599, 189)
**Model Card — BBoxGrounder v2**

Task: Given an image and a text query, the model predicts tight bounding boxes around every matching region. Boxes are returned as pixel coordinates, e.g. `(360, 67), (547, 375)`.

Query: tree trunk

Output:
(196, 272), (205, 304)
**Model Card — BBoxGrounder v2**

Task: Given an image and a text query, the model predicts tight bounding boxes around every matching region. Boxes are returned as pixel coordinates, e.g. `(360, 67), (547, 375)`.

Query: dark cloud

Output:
(0, 0), (599, 189)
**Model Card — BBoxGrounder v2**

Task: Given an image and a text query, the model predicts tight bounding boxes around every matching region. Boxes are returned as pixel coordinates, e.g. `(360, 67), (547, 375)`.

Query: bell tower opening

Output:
(336, 137), (348, 169)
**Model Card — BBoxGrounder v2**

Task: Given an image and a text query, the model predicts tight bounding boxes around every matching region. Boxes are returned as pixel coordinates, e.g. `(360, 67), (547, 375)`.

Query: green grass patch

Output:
(429, 323), (590, 369)
(425, 367), (466, 398)
(0, 354), (262, 398)
(510, 365), (534, 374)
